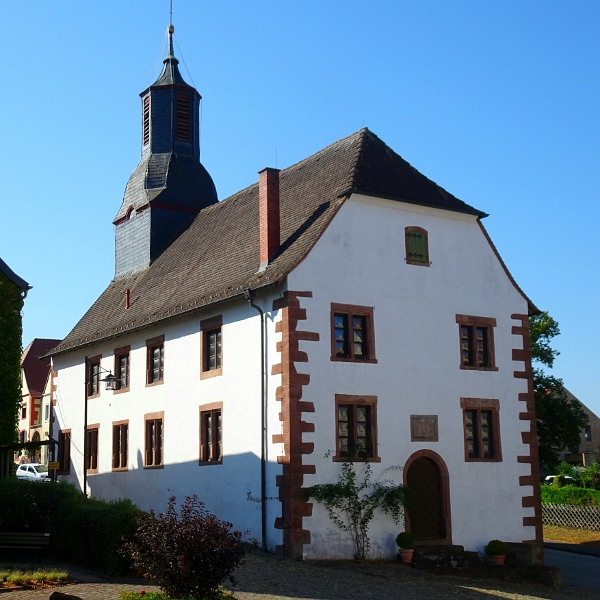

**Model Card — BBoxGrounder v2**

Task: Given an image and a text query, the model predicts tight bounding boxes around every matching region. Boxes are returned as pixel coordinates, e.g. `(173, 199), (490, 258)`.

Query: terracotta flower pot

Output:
(398, 549), (414, 564)
(490, 554), (506, 565)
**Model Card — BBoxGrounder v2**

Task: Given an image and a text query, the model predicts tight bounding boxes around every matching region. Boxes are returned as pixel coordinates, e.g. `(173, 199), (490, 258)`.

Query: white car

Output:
(16, 463), (51, 482)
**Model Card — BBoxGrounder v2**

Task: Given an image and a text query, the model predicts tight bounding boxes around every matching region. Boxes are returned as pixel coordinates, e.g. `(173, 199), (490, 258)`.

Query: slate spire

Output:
(113, 23), (218, 279)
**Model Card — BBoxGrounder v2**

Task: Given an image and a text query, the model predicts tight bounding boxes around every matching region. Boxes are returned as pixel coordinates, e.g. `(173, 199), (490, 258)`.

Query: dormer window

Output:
(176, 94), (190, 141)
(143, 96), (150, 146)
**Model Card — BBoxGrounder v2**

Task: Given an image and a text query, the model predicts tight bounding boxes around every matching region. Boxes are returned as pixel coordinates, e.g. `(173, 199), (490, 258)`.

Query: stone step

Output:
(412, 545), (482, 569)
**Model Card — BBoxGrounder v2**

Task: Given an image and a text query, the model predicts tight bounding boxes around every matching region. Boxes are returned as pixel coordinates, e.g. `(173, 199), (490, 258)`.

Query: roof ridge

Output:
(346, 127), (370, 193)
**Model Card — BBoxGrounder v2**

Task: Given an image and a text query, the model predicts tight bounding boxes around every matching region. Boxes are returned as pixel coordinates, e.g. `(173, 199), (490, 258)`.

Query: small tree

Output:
(122, 496), (246, 599)
(306, 461), (410, 559)
(529, 311), (588, 471)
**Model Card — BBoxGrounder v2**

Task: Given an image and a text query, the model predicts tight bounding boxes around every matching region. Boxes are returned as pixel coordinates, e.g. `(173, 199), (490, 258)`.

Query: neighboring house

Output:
(19, 338), (61, 462)
(48, 25), (542, 559)
(560, 389), (600, 466)
(0, 257), (30, 462)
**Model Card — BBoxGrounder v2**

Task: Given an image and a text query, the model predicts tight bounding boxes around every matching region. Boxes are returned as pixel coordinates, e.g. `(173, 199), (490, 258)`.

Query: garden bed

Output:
(0, 568), (74, 592)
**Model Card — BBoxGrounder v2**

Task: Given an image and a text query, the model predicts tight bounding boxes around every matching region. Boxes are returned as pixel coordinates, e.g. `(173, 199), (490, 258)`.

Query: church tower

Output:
(113, 24), (217, 279)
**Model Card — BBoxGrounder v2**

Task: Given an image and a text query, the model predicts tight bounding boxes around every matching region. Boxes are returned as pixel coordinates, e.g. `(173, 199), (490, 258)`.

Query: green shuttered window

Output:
(405, 227), (429, 265)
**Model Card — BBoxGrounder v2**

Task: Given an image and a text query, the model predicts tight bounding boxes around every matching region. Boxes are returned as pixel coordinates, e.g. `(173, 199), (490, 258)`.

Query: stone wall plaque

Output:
(410, 415), (439, 442)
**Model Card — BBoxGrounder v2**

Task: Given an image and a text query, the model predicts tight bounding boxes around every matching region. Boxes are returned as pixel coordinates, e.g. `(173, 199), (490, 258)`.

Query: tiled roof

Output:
(22, 338), (61, 395)
(0, 257), (30, 290)
(50, 129), (489, 356)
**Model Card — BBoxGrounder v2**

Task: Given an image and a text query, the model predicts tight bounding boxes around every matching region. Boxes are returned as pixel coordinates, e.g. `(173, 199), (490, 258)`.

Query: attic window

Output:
(176, 94), (190, 141)
(405, 226), (429, 266)
(143, 97), (150, 146)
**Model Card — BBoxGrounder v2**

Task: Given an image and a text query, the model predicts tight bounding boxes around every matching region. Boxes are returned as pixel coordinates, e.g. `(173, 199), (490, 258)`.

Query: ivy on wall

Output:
(0, 272), (24, 446)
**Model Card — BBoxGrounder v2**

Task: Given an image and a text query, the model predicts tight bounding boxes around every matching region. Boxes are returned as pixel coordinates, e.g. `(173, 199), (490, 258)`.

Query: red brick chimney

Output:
(258, 167), (281, 270)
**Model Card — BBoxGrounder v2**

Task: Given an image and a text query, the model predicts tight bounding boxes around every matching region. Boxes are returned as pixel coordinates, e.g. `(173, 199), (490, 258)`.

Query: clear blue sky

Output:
(1, 2), (598, 414)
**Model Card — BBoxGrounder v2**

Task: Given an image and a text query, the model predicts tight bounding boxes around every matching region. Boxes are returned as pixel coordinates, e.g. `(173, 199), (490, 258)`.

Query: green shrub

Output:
(540, 484), (600, 506)
(579, 462), (600, 490)
(557, 461), (579, 479)
(485, 539), (508, 556)
(57, 496), (139, 574)
(395, 531), (414, 549)
(0, 478), (140, 574)
(121, 496), (246, 600)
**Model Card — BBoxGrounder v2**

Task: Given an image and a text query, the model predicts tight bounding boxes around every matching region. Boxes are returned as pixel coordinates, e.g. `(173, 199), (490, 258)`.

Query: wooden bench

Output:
(0, 531), (51, 558)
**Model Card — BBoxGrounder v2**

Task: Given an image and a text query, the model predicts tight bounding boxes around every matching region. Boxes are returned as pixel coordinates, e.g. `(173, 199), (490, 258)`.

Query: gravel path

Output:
(5, 551), (598, 600)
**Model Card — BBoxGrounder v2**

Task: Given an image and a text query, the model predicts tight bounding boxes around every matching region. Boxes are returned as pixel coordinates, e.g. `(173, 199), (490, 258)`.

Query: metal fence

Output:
(542, 502), (600, 531)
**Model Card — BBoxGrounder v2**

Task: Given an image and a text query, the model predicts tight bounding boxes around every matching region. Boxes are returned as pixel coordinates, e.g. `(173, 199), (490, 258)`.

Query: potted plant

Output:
(395, 531), (415, 564)
(485, 539), (508, 565)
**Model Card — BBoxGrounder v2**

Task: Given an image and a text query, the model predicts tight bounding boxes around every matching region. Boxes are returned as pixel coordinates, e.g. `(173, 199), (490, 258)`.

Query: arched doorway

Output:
(30, 431), (41, 463)
(404, 450), (451, 544)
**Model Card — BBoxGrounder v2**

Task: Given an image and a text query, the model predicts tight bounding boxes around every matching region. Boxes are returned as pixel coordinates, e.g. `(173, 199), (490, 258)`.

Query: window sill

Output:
(199, 460), (223, 466)
(459, 365), (498, 372)
(86, 469), (98, 474)
(332, 456), (381, 463)
(145, 380), (164, 388)
(113, 387), (130, 395)
(330, 357), (378, 364)
(87, 393), (100, 399)
(465, 457), (502, 463)
(143, 464), (164, 469)
(200, 368), (222, 380)
(406, 260), (430, 267)
(111, 467), (128, 472)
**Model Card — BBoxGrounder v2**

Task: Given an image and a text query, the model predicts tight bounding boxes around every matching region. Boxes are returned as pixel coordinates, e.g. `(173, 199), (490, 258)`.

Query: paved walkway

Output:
(5, 551), (599, 600)
(544, 549), (600, 590)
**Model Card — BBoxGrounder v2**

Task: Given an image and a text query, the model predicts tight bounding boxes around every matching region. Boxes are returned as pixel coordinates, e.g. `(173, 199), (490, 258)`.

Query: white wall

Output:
(287, 194), (535, 558)
(53, 290), (285, 551)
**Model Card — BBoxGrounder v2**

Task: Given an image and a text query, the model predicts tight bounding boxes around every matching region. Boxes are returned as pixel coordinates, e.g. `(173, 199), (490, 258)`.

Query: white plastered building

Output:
(49, 27), (542, 560)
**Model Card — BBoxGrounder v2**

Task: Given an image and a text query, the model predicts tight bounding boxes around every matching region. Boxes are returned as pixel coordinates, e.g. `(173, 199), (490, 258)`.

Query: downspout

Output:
(244, 289), (267, 550)
(83, 356), (89, 497)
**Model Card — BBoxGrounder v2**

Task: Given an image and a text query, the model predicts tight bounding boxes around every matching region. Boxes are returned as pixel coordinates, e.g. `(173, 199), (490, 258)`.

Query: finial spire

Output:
(167, 23), (175, 59)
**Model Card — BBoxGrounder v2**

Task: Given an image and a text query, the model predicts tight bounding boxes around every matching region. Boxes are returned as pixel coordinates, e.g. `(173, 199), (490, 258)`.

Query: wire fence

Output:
(542, 503), (600, 531)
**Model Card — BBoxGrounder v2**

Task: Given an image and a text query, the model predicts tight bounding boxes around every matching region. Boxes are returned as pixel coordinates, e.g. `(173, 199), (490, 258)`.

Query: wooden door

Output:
(406, 456), (445, 540)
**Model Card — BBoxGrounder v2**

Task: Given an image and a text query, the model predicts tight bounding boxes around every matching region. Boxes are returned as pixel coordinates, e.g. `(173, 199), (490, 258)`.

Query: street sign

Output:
(48, 462), (59, 470)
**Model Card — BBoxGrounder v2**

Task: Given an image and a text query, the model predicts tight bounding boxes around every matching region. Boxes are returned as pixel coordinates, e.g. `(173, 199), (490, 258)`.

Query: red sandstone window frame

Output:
(112, 420), (129, 471)
(199, 402), (223, 465)
(330, 303), (377, 363)
(85, 423), (99, 474)
(146, 335), (165, 386)
(87, 355), (102, 398)
(455, 314), (498, 371)
(113, 345), (130, 394)
(460, 398), (502, 462)
(57, 429), (71, 475)
(200, 315), (223, 380)
(144, 412), (164, 468)
(334, 395), (380, 462)
(405, 226), (430, 266)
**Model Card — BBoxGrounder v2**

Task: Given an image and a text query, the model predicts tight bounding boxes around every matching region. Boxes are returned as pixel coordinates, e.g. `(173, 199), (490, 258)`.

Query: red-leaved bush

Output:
(121, 495), (246, 599)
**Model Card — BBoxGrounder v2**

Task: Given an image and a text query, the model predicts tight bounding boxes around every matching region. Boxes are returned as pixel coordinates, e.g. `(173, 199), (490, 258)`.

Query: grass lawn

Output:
(544, 524), (600, 546)
(0, 567), (68, 589)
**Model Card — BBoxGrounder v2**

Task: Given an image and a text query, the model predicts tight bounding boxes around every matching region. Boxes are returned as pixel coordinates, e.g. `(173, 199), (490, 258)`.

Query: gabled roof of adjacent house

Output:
(22, 338), (61, 395)
(49, 128), (533, 356)
(0, 257), (30, 290)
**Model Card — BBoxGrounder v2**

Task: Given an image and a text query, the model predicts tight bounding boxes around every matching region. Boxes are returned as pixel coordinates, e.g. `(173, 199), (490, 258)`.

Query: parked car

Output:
(16, 463), (51, 482)
(544, 475), (577, 485)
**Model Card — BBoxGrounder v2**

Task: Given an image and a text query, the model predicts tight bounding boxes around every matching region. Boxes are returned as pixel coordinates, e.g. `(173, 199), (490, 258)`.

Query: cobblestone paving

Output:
(4, 551), (597, 600)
